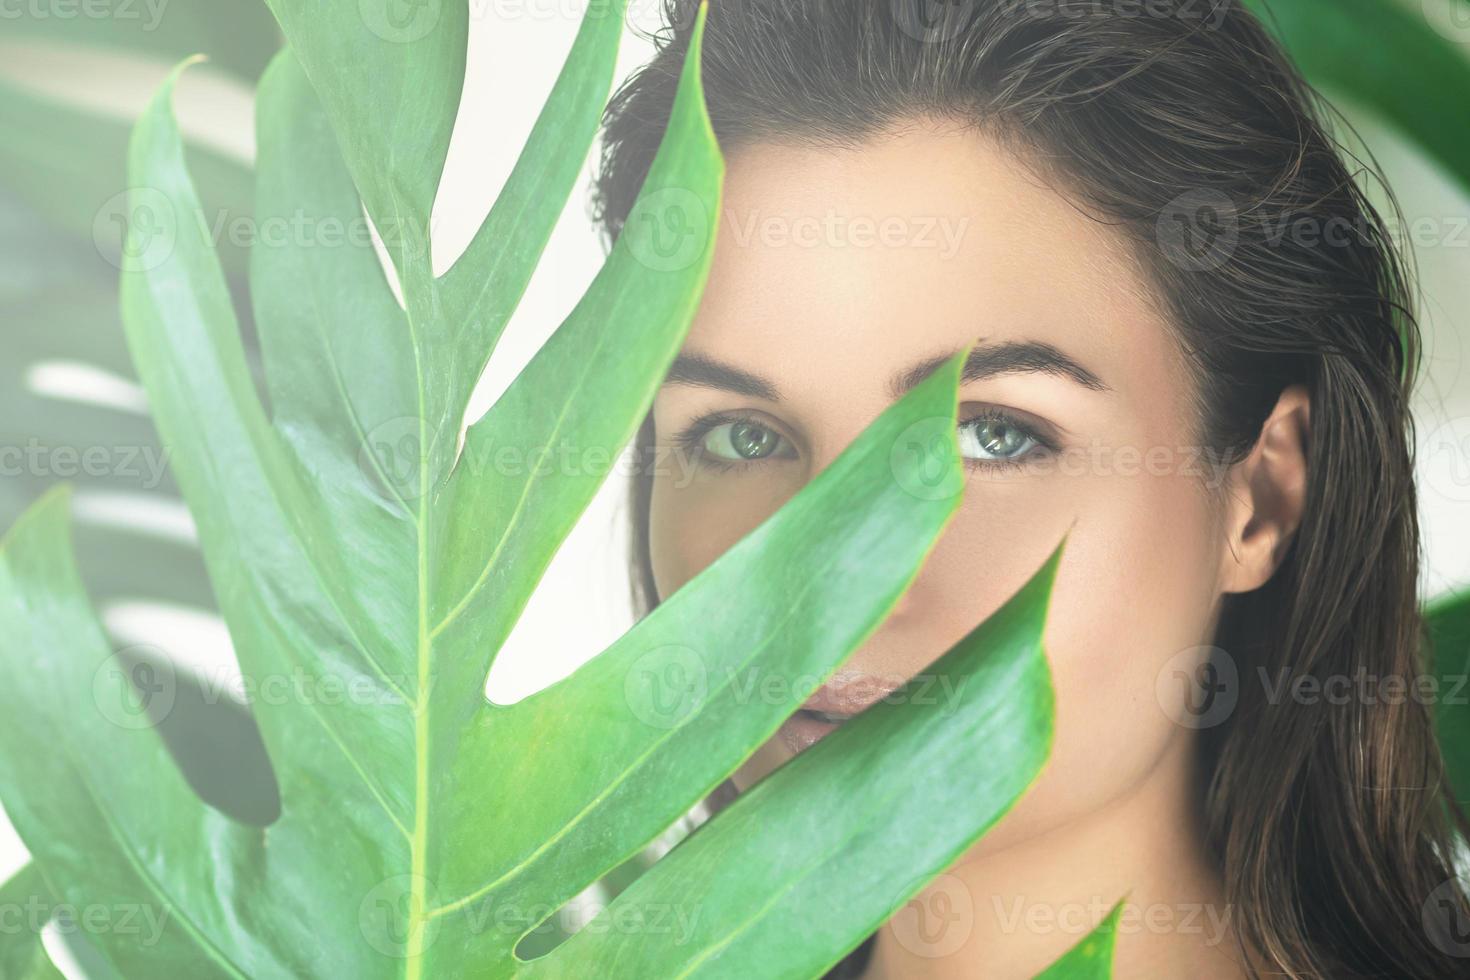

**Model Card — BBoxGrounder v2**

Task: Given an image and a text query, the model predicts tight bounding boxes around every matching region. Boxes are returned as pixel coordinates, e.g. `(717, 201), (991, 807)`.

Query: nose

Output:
(794, 412), (945, 618)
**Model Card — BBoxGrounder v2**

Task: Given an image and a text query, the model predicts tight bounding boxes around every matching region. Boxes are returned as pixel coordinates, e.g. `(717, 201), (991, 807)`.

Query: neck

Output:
(863, 738), (1247, 979)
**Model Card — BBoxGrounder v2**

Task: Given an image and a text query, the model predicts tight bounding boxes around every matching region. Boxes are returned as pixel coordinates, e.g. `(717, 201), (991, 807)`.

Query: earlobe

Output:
(1219, 383), (1312, 595)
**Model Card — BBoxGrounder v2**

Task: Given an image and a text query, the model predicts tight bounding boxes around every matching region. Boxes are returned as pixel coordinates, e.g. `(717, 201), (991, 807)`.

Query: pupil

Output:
(983, 422), (1019, 456)
(731, 422), (775, 459)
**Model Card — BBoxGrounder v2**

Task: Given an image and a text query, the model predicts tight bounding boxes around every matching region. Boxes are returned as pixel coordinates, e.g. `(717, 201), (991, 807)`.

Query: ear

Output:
(1219, 383), (1311, 594)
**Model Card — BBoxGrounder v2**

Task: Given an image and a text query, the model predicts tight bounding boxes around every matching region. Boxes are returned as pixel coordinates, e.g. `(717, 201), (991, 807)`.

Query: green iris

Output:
(702, 419), (786, 462)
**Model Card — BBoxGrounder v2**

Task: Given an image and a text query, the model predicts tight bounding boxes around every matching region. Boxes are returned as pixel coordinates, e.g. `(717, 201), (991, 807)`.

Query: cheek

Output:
(647, 477), (707, 604)
(1051, 470), (1222, 754)
(647, 469), (797, 602)
(965, 466), (1225, 849)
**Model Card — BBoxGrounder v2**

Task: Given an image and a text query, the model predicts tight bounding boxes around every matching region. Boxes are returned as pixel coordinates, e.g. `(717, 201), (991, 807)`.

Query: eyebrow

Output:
(661, 340), (1111, 402)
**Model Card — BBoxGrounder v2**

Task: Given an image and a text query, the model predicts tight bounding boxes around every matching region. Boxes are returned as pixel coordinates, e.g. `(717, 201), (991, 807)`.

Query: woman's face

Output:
(647, 119), (1232, 854)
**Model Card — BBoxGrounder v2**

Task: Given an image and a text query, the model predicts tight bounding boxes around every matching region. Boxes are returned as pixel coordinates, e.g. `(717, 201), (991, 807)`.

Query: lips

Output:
(776, 673), (905, 754)
(777, 709), (845, 754)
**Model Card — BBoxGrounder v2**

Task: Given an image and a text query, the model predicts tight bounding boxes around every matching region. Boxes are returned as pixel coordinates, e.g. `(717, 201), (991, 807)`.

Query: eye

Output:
(704, 418), (788, 461)
(957, 408), (1053, 468)
(675, 412), (796, 472)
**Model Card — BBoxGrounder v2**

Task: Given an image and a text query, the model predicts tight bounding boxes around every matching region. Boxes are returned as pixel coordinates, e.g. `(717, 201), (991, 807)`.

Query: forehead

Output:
(678, 120), (1186, 405)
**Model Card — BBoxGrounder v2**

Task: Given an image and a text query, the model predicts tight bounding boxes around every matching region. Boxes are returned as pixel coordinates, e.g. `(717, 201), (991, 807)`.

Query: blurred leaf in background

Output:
(0, 1), (284, 825)
(0, 0), (278, 606)
(1246, 0), (1470, 195)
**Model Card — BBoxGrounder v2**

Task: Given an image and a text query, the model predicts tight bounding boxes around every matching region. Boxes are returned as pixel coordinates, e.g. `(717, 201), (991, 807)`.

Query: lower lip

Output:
(778, 709), (848, 754)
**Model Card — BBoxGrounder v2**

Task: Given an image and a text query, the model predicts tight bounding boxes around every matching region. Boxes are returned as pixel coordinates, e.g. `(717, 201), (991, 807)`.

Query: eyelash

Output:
(671, 407), (1057, 474)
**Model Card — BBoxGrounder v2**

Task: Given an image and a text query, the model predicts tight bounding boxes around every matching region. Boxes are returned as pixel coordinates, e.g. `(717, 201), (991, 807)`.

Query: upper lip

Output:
(798, 674), (905, 719)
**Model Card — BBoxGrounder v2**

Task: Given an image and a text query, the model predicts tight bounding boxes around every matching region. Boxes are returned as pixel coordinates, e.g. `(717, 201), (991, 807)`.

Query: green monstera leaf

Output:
(1245, 0), (1470, 196)
(0, 1), (1080, 977)
(0, 0), (278, 612)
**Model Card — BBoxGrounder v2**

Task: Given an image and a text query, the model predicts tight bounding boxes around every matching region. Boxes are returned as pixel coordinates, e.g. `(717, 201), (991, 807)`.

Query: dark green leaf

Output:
(1246, 0), (1470, 194)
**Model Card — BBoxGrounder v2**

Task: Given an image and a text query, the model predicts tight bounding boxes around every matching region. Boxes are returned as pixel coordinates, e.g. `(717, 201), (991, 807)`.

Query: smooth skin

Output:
(646, 118), (1309, 979)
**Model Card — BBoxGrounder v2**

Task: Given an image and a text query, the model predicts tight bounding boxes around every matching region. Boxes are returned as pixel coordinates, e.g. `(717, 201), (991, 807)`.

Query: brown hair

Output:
(592, 1), (1470, 975)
